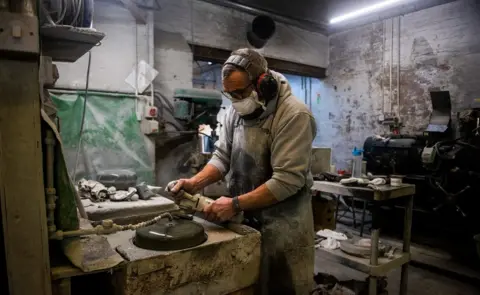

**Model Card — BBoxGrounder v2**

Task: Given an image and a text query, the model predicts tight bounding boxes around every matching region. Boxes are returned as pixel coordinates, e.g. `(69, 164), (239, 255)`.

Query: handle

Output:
(182, 191), (200, 202)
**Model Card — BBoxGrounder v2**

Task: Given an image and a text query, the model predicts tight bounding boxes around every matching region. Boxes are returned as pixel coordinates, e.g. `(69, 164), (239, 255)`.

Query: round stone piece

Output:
(134, 218), (207, 251)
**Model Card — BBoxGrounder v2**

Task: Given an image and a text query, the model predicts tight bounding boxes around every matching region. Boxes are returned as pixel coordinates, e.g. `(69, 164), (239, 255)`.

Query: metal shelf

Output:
(40, 25), (105, 62)
(317, 247), (411, 276)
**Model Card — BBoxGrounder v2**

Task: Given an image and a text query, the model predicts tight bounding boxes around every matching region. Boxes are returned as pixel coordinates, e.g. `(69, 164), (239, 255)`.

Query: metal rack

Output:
(41, 25), (105, 62)
(312, 181), (415, 295)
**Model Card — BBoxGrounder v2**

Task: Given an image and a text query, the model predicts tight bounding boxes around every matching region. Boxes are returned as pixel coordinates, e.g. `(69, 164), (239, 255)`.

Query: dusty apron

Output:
(228, 116), (315, 295)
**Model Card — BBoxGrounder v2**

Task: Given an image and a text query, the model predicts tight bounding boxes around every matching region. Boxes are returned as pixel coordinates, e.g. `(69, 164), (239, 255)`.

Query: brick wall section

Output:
(319, 0), (480, 168)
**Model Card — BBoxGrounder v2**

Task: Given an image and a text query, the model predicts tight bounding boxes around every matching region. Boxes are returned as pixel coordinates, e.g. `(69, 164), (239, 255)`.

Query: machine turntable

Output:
(133, 218), (207, 251)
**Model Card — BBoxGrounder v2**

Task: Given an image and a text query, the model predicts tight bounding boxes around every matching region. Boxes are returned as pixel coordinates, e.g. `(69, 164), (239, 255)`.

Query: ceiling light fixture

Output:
(329, 0), (406, 24)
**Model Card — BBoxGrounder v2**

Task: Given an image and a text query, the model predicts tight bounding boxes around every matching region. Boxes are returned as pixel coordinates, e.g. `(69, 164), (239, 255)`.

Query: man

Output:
(169, 48), (316, 294)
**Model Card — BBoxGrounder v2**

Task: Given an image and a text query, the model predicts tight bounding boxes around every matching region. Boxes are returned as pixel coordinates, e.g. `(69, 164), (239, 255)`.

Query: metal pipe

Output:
(397, 16), (401, 119)
(390, 18), (394, 115)
(382, 20), (386, 114)
(309, 78), (312, 111)
(198, 0), (327, 34)
(400, 195), (414, 295)
(148, 11), (155, 107)
(45, 130), (57, 234)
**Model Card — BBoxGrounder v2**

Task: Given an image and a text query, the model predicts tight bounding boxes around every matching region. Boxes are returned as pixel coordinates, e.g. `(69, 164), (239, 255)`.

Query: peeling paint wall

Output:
(321, 0), (480, 169)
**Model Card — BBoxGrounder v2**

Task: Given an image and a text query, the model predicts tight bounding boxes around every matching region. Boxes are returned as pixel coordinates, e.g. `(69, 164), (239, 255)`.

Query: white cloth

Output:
(316, 229), (348, 241)
(318, 237), (340, 250)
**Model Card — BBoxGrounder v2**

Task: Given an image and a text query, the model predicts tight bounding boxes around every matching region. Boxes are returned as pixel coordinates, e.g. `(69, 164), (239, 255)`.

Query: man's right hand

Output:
(166, 178), (197, 199)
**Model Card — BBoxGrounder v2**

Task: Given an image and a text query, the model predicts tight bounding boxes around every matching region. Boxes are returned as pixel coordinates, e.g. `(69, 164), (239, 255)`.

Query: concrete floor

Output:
(315, 249), (480, 295)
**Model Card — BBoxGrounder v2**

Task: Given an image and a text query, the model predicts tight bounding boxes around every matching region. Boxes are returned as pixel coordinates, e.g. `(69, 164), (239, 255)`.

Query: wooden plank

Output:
(51, 264), (123, 281)
(0, 58), (52, 295)
(312, 181), (415, 201)
(316, 247), (410, 276)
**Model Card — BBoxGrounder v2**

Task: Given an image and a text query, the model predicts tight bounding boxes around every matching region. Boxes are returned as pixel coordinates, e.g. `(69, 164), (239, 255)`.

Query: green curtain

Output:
(50, 91), (154, 185)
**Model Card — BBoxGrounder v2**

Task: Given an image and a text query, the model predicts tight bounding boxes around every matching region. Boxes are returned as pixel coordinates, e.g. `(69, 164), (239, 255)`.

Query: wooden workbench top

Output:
(312, 181), (415, 201)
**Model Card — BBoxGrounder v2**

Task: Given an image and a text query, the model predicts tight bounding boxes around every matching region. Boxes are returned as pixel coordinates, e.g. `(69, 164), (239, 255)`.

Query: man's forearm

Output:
(237, 184), (278, 210)
(190, 164), (223, 191)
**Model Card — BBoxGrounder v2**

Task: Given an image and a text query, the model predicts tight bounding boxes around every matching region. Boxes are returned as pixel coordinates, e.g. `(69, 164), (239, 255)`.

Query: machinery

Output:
(172, 87), (223, 134)
(363, 91), (480, 237)
(154, 88), (223, 177)
(2, 1), (257, 295)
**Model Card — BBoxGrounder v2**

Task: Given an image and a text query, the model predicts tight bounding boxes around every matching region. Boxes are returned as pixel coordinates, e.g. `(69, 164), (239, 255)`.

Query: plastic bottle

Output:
(352, 147), (364, 178)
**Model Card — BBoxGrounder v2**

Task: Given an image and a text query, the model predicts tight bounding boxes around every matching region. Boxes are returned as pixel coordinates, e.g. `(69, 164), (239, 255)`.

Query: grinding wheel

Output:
(134, 218), (207, 251)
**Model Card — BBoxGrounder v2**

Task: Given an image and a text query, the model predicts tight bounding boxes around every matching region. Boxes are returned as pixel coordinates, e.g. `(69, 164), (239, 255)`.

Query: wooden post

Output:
(0, 2), (52, 293)
(0, 60), (53, 295)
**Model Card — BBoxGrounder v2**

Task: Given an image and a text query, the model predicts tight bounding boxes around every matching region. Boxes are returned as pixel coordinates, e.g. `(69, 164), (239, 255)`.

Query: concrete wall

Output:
(154, 0), (328, 68)
(56, 0), (329, 95)
(319, 0), (480, 169)
(51, 0), (330, 186)
(55, 0), (153, 93)
(54, 0), (157, 172)
(152, 0), (329, 106)
(57, 0), (480, 178)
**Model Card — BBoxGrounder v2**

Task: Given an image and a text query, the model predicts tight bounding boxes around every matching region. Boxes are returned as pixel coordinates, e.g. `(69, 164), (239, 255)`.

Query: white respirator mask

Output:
(231, 91), (266, 116)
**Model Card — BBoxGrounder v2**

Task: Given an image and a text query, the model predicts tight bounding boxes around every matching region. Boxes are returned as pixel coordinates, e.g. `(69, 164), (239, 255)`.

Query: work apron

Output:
(227, 116), (315, 295)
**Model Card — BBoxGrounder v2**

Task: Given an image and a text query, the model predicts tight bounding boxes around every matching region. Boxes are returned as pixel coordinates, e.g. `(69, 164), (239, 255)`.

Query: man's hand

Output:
(167, 178), (196, 199)
(203, 196), (235, 222)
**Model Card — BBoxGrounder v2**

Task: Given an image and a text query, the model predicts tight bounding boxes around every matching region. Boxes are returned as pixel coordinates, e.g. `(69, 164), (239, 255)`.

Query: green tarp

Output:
(50, 91), (154, 185)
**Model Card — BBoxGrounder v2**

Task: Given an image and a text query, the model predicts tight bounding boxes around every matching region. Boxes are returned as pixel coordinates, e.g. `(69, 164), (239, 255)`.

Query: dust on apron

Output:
(227, 115), (315, 295)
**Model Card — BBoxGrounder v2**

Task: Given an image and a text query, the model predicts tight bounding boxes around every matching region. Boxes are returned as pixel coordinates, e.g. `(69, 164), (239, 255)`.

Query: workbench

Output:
(50, 215), (260, 295)
(312, 181), (415, 295)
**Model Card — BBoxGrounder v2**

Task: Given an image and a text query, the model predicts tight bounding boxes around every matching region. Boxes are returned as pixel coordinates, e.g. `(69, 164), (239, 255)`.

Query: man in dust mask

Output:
(169, 48), (316, 294)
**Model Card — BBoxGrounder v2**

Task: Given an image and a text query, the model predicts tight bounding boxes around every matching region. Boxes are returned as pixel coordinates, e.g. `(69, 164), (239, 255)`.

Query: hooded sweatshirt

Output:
(208, 71), (316, 201)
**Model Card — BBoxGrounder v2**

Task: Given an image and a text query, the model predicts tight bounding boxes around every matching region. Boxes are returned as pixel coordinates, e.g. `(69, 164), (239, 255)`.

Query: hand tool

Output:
(165, 181), (243, 223)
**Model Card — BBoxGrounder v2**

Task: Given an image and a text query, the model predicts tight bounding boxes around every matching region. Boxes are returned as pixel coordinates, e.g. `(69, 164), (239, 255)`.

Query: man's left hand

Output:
(203, 196), (235, 222)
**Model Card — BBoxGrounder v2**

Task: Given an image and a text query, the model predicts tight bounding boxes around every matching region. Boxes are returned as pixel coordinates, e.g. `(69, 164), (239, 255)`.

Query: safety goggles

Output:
(221, 84), (253, 101)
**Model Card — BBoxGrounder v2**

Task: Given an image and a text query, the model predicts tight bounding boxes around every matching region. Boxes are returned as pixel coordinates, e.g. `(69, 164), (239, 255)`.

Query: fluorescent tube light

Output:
(330, 0), (405, 24)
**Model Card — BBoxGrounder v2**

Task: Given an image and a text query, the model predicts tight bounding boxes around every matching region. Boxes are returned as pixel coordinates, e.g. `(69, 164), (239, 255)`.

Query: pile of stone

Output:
(77, 179), (157, 203)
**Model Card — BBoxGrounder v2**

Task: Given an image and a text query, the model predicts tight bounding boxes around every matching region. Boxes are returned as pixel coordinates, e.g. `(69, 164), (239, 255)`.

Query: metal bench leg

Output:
(360, 200), (367, 237)
(369, 202), (380, 295)
(335, 195), (340, 222)
(400, 195), (414, 295)
(351, 198), (357, 228)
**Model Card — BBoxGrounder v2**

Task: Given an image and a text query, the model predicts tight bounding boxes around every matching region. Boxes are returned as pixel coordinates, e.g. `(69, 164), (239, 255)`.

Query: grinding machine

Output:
(37, 58), (257, 294)
(43, 86), (260, 295)
(97, 190), (260, 295)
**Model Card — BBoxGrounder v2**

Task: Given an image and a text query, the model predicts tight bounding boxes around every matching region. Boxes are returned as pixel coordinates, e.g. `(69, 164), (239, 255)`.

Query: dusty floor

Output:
(315, 249), (480, 295)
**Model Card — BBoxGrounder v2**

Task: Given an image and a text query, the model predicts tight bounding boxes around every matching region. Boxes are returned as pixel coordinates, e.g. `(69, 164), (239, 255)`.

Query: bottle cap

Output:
(352, 147), (363, 156)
